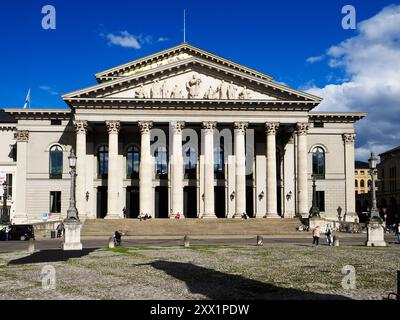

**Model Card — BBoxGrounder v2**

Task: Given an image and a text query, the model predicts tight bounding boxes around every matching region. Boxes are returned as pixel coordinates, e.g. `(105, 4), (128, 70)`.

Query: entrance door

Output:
(155, 186), (168, 218)
(184, 186), (197, 218)
(246, 186), (254, 218)
(96, 186), (107, 219)
(214, 186), (226, 218)
(126, 187), (139, 218)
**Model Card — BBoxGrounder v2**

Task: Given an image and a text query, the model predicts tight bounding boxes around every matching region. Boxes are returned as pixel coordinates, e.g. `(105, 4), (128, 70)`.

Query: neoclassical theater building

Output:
(0, 43), (366, 224)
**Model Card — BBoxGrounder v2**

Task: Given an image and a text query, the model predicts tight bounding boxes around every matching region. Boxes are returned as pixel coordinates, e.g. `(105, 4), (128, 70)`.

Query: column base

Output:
(201, 213), (217, 219)
(344, 212), (358, 223)
(104, 214), (122, 220)
(62, 221), (83, 251)
(264, 212), (281, 219)
(232, 213), (245, 219)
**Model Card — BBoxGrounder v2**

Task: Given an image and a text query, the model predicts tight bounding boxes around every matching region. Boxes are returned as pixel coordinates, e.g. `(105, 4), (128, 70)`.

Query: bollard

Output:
(183, 235), (190, 247)
(333, 236), (340, 247)
(256, 235), (263, 246)
(108, 236), (115, 249)
(28, 238), (35, 253)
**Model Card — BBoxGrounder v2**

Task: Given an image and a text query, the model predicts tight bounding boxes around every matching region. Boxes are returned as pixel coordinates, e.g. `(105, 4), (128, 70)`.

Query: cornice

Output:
(309, 112), (367, 123)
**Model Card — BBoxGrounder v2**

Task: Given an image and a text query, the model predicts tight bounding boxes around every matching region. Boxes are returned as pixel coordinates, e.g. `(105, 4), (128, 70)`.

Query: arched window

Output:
(360, 180), (365, 188)
(312, 147), (325, 179)
(98, 145), (108, 179)
(49, 145), (63, 179)
(355, 180), (358, 188)
(214, 146), (224, 179)
(126, 145), (140, 179)
(155, 146), (168, 178)
(184, 147), (197, 179)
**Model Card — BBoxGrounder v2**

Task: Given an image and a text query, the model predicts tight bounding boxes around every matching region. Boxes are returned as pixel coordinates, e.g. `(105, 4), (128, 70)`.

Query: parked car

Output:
(0, 224), (35, 241)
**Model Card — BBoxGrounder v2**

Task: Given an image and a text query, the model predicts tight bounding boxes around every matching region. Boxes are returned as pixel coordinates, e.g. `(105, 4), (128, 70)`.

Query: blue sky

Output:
(1, 0), (400, 160)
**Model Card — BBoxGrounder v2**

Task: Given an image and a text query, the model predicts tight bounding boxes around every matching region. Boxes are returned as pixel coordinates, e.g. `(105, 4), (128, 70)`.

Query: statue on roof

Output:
(186, 73), (202, 99)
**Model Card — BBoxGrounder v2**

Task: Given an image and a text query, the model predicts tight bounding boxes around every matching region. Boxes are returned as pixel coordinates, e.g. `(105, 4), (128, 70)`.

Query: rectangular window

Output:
(381, 169), (385, 192)
(6, 174), (12, 199)
(50, 191), (61, 213)
(316, 191), (325, 212)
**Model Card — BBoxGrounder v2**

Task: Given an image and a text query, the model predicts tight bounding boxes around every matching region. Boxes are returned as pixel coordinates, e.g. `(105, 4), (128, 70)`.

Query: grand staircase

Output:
(81, 218), (303, 237)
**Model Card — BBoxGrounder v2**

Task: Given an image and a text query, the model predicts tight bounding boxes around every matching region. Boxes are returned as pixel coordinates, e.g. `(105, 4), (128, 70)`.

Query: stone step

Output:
(81, 218), (303, 236)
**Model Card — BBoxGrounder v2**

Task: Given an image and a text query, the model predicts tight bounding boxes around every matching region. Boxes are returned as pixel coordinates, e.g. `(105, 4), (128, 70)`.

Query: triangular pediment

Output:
(62, 44), (322, 109)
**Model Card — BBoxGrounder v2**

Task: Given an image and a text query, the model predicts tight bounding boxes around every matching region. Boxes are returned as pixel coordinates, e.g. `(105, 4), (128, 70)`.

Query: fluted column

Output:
(12, 130), (29, 224)
(105, 120), (121, 219)
(139, 121), (154, 217)
(296, 122), (309, 217)
(233, 122), (248, 218)
(202, 121), (217, 218)
(171, 121), (185, 218)
(343, 133), (357, 222)
(73, 120), (88, 219)
(265, 122), (280, 218)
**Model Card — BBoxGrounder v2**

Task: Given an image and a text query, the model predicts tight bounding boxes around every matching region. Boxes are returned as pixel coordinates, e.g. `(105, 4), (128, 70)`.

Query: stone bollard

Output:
(108, 236), (115, 249)
(256, 235), (263, 246)
(28, 239), (35, 253)
(333, 236), (339, 247)
(183, 235), (190, 247)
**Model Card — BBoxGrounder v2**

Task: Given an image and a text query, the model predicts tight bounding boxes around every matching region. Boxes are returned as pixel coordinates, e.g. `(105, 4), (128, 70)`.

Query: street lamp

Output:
(1, 181), (10, 225)
(309, 174), (320, 218)
(65, 148), (79, 221)
(368, 152), (381, 221)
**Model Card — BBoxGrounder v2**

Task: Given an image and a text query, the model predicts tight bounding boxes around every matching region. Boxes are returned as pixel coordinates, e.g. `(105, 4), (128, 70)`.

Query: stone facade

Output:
(0, 43), (366, 223)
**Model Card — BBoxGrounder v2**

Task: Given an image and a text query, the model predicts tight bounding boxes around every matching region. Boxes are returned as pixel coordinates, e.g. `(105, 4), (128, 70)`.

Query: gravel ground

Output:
(0, 244), (398, 300)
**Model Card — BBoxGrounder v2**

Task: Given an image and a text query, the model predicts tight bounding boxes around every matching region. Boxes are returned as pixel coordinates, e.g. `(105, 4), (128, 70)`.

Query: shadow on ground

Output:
(7, 248), (98, 265)
(146, 260), (352, 300)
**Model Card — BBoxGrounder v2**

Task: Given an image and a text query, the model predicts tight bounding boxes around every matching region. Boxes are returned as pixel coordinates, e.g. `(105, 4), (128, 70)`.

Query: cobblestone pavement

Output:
(0, 244), (398, 300)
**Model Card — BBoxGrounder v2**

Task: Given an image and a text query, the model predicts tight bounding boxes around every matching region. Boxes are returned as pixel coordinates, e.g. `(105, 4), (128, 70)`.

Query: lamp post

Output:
(61, 148), (83, 251)
(1, 181), (9, 225)
(365, 151), (386, 246)
(65, 148), (79, 221)
(309, 175), (320, 218)
(368, 152), (381, 221)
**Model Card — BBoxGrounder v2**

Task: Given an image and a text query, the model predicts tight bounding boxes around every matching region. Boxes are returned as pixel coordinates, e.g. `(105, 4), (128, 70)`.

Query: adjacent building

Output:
(0, 43), (365, 224)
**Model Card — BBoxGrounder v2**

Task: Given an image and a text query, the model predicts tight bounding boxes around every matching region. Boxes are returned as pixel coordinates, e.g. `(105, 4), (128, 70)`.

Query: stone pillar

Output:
(343, 133), (357, 222)
(73, 120), (88, 220)
(233, 122), (248, 218)
(265, 122), (280, 218)
(296, 122), (309, 217)
(105, 120), (121, 219)
(12, 130), (29, 224)
(202, 121), (217, 218)
(283, 133), (295, 218)
(139, 121), (154, 217)
(171, 121), (185, 218)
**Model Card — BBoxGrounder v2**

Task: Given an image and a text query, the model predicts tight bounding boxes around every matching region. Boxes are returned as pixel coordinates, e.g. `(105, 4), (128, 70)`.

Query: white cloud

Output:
(306, 55), (324, 63)
(106, 31), (141, 49)
(104, 31), (168, 49)
(306, 5), (400, 161)
(39, 85), (58, 96)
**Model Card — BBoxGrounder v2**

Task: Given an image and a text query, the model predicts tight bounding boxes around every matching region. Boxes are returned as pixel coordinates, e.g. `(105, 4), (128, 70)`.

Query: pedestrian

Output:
(312, 226), (321, 247)
(56, 222), (63, 238)
(175, 212), (181, 219)
(5, 225), (10, 241)
(123, 207), (126, 219)
(325, 224), (333, 246)
(396, 222), (400, 244)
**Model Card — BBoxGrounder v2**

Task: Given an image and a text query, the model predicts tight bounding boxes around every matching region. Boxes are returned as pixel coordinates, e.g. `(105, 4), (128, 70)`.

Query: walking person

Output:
(325, 224), (333, 246)
(396, 222), (400, 244)
(312, 226), (321, 247)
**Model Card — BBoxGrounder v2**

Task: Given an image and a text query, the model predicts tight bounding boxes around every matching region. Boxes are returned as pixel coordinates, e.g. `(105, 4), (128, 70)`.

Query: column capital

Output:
(171, 121), (185, 134)
(295, 122), (309, 135)
(14, 130), (29, 142)
(234, 122), (248, 134)
(106, 120), (121, 134)
(202, 121), (217, 134)
(138, 121), (153, 134)
(73, 120), (88, 134)
(265, 122), (280, 135)
(343, 133), (356, 144)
